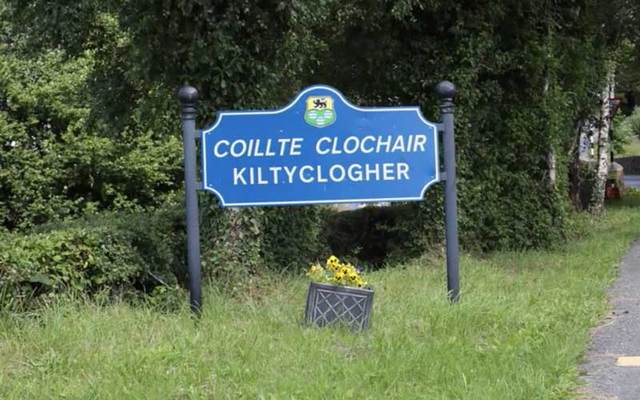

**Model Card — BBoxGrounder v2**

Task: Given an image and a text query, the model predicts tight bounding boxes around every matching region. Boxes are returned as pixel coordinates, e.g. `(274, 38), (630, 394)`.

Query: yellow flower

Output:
(326, 260), (338, 271)
(309, 255), (368, 289)
(334, 271), (345, 280)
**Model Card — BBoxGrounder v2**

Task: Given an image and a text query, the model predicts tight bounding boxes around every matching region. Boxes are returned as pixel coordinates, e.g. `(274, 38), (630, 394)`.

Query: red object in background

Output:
(605, 180), (621, 199)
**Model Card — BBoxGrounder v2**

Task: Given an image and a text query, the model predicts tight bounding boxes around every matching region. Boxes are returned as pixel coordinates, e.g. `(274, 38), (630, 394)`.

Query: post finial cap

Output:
(178, 85), (198, 103)
(435, 81), (456, 99)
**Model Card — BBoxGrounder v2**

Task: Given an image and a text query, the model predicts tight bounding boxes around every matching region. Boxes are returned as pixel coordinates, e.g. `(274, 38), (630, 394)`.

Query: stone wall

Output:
(615, 156), (640, 175)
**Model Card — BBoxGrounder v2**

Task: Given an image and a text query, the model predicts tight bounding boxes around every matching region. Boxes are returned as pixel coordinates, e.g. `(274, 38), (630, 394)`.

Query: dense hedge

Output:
(0, 209), (184, 309)
(311, 1), (606, 251)
(198, 196), (328, 290)
(0, 200), (332, 308)
(0, 1), (630, 296)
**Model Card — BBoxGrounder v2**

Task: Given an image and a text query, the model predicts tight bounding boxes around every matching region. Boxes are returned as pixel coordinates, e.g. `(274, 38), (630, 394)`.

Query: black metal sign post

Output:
(178, 85), (202, 314)
(178, 81), (459, 313)
(436, 81), (460, 302)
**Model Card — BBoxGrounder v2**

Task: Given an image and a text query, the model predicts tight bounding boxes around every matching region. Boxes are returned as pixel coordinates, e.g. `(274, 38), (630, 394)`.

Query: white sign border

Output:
(201, 85), (440, 207)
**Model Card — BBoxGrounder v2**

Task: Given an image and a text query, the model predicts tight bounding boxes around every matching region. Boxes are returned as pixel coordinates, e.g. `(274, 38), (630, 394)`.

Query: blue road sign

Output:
(201, 85), (439, 207)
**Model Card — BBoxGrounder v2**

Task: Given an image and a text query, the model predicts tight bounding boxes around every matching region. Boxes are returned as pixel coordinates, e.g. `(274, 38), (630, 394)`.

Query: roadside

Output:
(3, 197), (640, 398)
(624, 175), (640, 189)
(616, 136), (640, 189)
(580, 197), (640, 399)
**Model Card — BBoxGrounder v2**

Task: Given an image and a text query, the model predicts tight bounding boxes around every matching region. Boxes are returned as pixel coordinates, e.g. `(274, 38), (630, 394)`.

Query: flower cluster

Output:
(307, 255), (367, 288)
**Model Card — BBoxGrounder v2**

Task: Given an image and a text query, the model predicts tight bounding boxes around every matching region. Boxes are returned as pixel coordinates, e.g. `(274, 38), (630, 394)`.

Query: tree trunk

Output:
(588, 69), (616, 214)
(544, 72), (558, 188)
(569, 119), (589, 210)
(547, 148), (557, 187)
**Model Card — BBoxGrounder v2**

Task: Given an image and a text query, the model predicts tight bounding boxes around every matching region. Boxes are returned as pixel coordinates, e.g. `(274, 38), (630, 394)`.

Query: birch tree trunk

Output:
(569, 118), (590, 209)
(547, 150), (557, 187)
(544, 69), (558, 188)
(588, 69), (616, 214)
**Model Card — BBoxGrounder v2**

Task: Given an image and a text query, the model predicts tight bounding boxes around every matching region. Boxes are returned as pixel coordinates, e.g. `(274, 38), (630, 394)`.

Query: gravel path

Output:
(581, 240), (640, 399)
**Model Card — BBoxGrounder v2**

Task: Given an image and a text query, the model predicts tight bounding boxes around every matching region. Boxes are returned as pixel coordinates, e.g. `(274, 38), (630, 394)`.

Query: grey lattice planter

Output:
(304, 282), (374, 330)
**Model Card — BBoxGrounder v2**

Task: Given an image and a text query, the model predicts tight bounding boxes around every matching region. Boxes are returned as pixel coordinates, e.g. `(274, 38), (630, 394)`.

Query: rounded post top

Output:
(178, 85), (198, 103)
(435, 81), (456, 99)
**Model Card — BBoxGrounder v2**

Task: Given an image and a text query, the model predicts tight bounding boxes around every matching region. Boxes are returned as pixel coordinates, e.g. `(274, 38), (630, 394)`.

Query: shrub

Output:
(0, 196), (331, 309)
(198, 197), (329, 291)
(322, 194), (444, 268)
(261, 206), (329, 272)
(615, 107), (640, 147)
(0, 208), (185, 310)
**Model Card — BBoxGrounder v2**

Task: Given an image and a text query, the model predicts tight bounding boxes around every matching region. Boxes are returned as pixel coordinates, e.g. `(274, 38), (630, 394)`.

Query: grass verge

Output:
(1, 195), (640, 399)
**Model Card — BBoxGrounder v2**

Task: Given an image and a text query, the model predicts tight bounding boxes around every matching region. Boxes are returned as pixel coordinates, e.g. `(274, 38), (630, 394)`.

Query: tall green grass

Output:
(1, 196), (640, 399)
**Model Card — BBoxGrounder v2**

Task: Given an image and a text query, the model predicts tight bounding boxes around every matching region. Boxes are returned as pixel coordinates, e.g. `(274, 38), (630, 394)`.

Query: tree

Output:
(1, 0), (630, 262)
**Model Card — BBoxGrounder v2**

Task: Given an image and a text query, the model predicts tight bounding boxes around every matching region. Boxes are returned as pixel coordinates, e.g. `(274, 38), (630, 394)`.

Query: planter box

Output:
(304, 281), (374, 330)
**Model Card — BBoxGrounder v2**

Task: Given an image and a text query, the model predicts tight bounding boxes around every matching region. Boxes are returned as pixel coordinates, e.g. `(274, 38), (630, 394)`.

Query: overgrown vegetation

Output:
(2, 193), (639, 399)
(2, 1), (640, 396)
(1, 1), (640, 302)
(617, 107), (640, 142)
(0, 209), (185, 311)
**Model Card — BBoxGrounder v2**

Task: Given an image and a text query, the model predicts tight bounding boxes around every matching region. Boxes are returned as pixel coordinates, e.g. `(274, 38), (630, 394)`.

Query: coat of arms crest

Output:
(304, 96), (335, 127)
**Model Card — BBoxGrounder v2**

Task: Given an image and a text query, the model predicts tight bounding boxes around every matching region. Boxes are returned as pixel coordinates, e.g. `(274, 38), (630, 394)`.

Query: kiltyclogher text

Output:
(211, 133), (429, 185)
